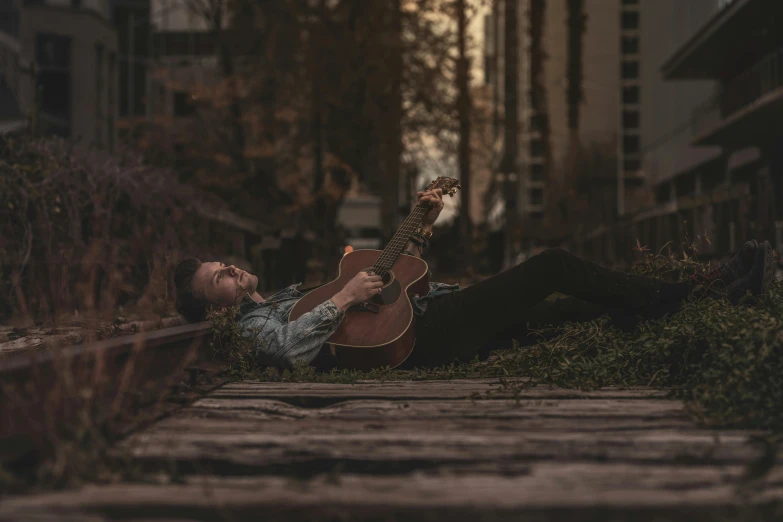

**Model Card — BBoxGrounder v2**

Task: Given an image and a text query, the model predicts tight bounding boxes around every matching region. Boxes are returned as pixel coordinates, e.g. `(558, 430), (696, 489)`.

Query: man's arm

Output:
(245, 272), (384, 369)
(246, 300), (345, 369)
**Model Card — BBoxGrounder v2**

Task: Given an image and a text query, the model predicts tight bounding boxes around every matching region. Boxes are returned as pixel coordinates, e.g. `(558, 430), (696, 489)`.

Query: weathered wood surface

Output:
(2, 379), (781, 521)
(0, 316), (186, 356)
(211, 379), (670, 404)
(2, 465), (782, 522)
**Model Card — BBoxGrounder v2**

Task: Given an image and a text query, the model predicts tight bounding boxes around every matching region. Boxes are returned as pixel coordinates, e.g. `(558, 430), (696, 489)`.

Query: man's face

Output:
(192, 261), (259, 307)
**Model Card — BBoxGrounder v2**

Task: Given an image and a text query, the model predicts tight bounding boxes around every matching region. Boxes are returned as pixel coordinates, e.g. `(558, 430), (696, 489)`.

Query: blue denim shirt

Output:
(236, 278), (459, 369)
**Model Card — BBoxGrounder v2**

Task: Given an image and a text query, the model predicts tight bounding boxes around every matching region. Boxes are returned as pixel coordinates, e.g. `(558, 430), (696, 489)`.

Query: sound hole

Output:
(381, 270), (394, 287)
(363, 268), (400, 305)
(364, 268), (395, 288)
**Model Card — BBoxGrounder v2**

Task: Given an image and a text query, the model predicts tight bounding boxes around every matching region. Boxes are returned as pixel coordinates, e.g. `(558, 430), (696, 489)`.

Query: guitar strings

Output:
(371, 205), (428, 276)
(374, 206), (425, 271)
(367, 180), (455, 276)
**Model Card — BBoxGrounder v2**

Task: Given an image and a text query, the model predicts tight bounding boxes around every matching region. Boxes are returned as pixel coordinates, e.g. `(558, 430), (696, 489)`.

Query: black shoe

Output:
(690, 240), (758, 287)
(728, 241), (774, 305)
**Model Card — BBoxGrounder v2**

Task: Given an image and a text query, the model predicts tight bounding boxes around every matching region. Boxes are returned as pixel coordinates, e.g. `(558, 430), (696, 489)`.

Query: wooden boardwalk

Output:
(2, 379), (782, 521)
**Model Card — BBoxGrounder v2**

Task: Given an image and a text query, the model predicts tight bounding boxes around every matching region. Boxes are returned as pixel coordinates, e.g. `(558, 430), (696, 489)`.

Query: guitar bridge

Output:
(350, 302), (380, 314)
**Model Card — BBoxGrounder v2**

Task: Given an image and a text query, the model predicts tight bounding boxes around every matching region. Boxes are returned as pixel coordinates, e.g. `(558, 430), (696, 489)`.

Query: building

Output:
(146, 0), (218, 117)
(485, 0), (644, 262)
(578, 0), (783, 262)
(110, 0), (151, 119)
(658, 0), (783, 256)
(0, 0), (32, 133)
(19, 0), (118, 146)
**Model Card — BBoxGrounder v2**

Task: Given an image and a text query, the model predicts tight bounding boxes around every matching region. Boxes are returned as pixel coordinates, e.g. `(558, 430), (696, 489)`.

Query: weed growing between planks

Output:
(210, 239), (783, 431)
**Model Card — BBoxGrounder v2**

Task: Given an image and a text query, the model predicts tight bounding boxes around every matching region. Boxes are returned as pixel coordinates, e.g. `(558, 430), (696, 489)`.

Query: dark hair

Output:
(174, 257), (209, 323)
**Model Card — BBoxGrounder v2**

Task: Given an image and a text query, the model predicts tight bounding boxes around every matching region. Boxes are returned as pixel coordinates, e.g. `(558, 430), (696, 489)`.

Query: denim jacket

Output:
(236, 276), (459, 370)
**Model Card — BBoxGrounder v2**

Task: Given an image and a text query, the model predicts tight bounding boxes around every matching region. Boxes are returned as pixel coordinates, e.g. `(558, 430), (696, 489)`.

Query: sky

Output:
(420, 0), (489, 227)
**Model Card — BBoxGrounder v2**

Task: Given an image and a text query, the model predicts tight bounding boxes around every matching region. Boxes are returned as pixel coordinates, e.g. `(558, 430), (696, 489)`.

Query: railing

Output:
(720, 46), (783, 118)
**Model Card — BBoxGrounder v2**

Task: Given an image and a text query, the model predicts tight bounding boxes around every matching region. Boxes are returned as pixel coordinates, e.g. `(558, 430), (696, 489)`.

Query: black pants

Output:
(405, 248), (691, 368)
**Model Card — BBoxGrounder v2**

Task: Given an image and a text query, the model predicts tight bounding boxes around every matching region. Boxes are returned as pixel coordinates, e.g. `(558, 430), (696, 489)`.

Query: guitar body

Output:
(288, 249), (430, 371)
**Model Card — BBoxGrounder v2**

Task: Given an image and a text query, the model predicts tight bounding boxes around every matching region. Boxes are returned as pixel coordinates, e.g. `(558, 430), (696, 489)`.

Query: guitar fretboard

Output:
(371, 204), (428, 275)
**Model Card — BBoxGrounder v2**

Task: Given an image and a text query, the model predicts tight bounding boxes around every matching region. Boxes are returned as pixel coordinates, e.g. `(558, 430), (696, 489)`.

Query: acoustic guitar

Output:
(288, 177), (461, 371)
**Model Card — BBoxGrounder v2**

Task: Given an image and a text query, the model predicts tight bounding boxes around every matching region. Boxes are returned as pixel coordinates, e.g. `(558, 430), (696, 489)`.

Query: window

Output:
(484, 55), (495, 85)
(530, 188), (544, 206)
(621, 36), (639, 55)
(0, 0), (20, 38)
(623, 134), (640, 155)
(530, 139), (544, 158)
(530, 114), (545, 132)
(37, 34), (71, 68)
(621, 11), (639, 30)
(530, 163), (545, 181)
(623, 110), (640, 128)
(624, 158), (641, 172)
(622, 85), (639, 104)
(108, 51), (115, 151)
(38, 71), (70, 133)
(621, 61), (639, 80)
(36, 34), (72, 136)
(483, 14), (495, 54)
(153, 32), (216, 57)
(173, 90), (195, 117)
(95, 43), (104, 147)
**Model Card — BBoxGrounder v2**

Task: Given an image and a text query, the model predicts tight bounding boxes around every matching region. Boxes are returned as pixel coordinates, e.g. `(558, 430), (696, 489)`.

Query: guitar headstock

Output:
(423, 176), (461, 198)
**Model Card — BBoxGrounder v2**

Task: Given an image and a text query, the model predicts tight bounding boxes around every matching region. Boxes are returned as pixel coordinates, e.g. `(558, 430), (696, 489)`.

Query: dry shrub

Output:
(0, 133), (217, 324)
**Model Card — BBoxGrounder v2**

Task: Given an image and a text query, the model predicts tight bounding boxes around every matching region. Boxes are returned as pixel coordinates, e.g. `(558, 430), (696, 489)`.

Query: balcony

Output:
(721, 47), (783, 117)
(693, 47), (783, 146)
(662, 0), (783, 80)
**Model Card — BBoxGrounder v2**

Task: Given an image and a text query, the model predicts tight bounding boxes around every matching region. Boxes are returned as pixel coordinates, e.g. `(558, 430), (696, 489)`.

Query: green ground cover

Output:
(212, 243), (783, 431)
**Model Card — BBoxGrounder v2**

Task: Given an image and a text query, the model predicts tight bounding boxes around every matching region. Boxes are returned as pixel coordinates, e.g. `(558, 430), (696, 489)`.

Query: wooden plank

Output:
(6, 381), (779, 521)
(194, 394), (685, 412)
(178, 396), (691, 423)
(152, 397), (696, 433)
(116, 397), (765, 477)
(212, 380), (669, 406)
(1, 465), (781, 521)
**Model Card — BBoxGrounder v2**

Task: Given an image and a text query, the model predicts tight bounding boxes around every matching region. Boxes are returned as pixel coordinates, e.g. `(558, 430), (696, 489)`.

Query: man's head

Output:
(174, 257), (259, 322)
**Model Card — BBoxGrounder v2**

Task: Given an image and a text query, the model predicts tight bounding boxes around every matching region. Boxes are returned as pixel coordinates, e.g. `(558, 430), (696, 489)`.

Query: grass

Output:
(4, 238), (782, 494)
(213, 239), (783, 432)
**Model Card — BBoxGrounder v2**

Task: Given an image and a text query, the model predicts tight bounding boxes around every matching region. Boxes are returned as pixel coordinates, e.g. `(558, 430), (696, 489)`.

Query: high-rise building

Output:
(485, 0), (641, 256)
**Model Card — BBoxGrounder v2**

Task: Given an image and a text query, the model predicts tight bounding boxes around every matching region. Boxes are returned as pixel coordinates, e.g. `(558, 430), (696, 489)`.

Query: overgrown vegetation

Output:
(0, 133), (229, 323)
(213, 241), (783, 431)
(3, 239), (781, 494)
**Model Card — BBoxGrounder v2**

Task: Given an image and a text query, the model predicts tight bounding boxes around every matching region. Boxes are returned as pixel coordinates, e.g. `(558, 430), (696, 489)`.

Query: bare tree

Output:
(455, 0), (473, 269)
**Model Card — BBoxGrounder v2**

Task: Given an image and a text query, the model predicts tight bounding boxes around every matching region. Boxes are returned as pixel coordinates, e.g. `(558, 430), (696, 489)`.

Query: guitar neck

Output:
(371, 204), (428, 274)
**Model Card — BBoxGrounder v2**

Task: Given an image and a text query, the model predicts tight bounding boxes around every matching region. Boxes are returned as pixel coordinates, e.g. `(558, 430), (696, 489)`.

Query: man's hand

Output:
(331, 271), (384, 311)
(418, 188), (444, 230)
